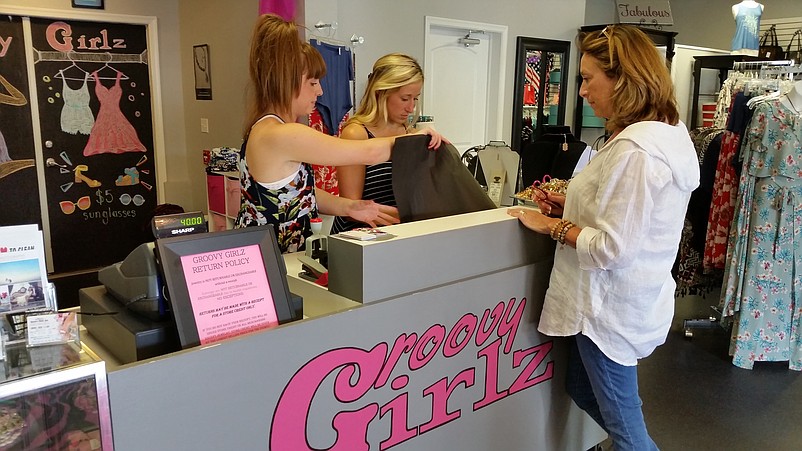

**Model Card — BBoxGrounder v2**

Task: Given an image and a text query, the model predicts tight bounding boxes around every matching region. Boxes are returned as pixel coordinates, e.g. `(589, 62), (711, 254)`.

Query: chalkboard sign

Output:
(0, 16), (40, 229)
(28, 18), (156, 273)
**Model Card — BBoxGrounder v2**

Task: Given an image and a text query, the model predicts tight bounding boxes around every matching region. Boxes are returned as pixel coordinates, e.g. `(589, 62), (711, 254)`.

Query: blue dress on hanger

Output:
(731, 3), (762, 52)
(720, 99), (802, 370)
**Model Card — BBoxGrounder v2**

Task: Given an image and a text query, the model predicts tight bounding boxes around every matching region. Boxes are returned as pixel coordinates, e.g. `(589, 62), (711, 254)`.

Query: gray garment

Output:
(391, 135), (496, 222)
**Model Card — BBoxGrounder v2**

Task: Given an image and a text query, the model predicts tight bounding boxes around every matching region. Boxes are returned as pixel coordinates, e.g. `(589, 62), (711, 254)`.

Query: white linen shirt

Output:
(538, 121), (700, 366)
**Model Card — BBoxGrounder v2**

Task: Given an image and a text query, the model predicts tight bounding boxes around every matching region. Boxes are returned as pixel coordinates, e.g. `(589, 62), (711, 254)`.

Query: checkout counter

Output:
(83, 208), (606, 450)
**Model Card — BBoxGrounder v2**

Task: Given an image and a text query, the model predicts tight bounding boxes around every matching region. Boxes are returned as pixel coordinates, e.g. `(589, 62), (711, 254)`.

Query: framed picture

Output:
(193, 44), (212, 100)
(71, 0), (104, 9)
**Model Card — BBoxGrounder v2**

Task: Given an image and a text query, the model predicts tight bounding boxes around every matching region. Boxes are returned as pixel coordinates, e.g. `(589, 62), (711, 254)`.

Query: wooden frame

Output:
(71, 0), (104, 10)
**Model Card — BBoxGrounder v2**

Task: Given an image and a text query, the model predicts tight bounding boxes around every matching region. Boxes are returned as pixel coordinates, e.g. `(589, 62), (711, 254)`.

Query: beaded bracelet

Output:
(549, 219), (576, 244)
(558, 222), (576, 244)
(549, 220), (565, 241)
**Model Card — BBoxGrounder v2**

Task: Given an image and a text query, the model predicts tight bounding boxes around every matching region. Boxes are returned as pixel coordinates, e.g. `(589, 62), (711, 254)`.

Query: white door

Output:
(424, 18), (507, 154)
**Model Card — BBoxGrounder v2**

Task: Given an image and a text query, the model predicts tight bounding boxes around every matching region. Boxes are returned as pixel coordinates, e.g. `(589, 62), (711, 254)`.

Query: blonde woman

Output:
(331, 53), (425, 234)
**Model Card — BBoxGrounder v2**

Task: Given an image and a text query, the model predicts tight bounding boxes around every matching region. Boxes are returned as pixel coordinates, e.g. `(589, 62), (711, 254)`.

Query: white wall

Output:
(304, 0), (587, 146)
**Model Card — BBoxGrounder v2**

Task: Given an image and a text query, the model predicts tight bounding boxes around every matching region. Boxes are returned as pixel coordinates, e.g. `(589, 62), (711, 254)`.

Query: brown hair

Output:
(244, 14), (327, 135)
(348, 53), (423, 128)
(579, 25), (679, 131)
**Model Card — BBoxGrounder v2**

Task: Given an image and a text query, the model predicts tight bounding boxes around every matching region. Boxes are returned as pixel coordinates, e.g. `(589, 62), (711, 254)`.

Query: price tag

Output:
(26, 312), (79, 347)
(487, 170), (505, 206)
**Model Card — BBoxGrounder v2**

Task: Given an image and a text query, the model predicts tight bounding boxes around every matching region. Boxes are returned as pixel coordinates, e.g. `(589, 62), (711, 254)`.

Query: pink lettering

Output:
(46, 22), (72, 52)
(379, 392), (416, 449)
(410, 324), (445, 370)
(45, 22), (121, 53)
(420, 368), (475, 433)
(475, 301), (504, 346)
(375, 333), (416, 389)
(498, 297), (526, 353)
(443, 313), (476, 357)
(473, 338), (508, 409)
(270, 344), (387, 450)
(0, 36), (12, 58)
(270, 296), (549, 449)
(509, 341), (554, 394)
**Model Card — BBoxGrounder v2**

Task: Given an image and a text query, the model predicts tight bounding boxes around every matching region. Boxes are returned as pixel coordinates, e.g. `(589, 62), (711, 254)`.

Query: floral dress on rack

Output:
(720, 99), (802, 370)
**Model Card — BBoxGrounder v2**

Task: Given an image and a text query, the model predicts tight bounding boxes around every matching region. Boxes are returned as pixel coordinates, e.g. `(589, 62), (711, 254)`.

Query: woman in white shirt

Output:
(509, 25), (700, 450)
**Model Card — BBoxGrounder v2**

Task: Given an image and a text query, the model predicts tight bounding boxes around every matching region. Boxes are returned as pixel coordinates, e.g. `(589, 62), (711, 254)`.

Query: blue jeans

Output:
(566, 334), (658, 451)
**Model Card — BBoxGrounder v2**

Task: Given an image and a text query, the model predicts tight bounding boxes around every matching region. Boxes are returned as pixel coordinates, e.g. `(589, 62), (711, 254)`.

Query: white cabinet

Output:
(206, 171), (239, 231)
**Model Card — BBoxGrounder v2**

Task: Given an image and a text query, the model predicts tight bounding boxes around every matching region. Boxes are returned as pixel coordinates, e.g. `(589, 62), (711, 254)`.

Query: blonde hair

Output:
(579, 25), (678, 131)
(348, 53), (423, 128)
(244, 14), (327, 135)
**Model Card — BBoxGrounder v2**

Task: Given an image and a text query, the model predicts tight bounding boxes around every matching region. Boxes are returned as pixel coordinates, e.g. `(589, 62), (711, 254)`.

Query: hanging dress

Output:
(60, 71), (95, 135)
(720, 99), (802, 370)
(83, 71), (146, 156)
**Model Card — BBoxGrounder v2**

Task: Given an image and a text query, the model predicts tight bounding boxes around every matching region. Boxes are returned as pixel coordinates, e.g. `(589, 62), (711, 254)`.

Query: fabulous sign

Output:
(617, 1), (673, 26)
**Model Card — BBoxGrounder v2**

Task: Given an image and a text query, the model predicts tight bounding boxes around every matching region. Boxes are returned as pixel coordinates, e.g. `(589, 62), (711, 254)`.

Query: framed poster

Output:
(193, 44), (212, 100)
(71, 0), (104, 9)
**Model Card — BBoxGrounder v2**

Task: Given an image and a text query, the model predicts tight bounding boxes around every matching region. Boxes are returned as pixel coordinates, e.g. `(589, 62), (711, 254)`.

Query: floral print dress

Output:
(720, 99), (802, 370)
(234, 117), (318, 253)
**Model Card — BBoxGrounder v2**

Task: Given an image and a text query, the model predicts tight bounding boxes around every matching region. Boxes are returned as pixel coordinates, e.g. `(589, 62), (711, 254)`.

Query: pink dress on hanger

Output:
(83, 70), (146, 156)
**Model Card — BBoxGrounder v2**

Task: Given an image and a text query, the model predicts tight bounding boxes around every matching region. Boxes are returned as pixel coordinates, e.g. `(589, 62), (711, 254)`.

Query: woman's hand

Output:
(413, 126), (449, 149)
(537, 192), (565, 217)
(506, 207), (556, 235)
(346, 199), (400, 227)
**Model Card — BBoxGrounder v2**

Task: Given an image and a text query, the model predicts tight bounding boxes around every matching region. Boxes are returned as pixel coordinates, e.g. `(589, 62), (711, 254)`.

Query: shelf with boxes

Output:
(206, 171), (240, 231)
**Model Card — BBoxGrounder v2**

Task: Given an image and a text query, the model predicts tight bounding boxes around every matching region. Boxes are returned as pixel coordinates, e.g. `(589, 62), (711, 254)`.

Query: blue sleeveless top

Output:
(731, 3), (761, 52)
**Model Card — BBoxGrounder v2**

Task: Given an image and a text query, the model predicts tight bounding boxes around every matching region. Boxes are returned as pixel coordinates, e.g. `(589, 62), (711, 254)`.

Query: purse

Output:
(785, 29), (802, 63)
(758, 25), (785, 60)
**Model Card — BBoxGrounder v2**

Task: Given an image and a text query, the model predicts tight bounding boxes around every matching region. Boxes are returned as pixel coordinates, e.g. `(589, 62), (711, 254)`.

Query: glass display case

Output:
(0, 343), (112, 450)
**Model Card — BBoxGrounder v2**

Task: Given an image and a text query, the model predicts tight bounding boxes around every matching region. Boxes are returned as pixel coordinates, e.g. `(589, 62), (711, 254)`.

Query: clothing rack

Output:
(732, 59), (795, 71)
(32, 49), (149, 64)
(681, 59), (798, 341)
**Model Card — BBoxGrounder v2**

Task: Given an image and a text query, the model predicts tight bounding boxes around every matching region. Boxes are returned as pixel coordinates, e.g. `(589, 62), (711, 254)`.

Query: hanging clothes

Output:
(703, 92), (755, 270)
(307, 108), (345, 196)
(60, 71), (95, 135)
(720, 98), (802, 370)
(310, 39), (353, 136)
(83, 71), (146, 156)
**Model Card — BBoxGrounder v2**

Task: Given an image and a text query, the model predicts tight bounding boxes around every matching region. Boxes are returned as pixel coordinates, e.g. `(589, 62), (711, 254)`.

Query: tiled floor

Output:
(595, 325), (802, 450)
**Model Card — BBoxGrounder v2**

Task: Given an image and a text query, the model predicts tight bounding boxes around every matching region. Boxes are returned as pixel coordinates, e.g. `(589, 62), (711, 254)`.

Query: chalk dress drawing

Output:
(60, 71), (95, 135)
(83, 70), (146, 156)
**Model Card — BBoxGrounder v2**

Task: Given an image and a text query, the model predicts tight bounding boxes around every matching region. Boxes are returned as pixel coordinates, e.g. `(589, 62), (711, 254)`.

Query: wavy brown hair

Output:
(244, 14), (326, 135)
(579, 25), (678, 132)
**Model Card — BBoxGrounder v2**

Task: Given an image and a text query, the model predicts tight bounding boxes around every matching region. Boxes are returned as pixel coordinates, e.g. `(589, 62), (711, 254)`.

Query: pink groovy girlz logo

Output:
(270, 297), (553, 450)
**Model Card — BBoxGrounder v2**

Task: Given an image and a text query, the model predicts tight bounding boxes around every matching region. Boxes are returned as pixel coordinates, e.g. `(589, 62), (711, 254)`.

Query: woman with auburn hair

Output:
(508, 25), (699, 450)
(236, 15), (444, 253)
(330, 53), (425, 234)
